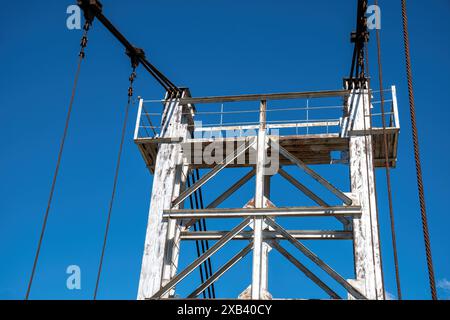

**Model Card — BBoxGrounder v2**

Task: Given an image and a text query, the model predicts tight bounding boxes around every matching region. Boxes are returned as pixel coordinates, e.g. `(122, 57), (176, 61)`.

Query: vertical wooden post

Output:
(349, 89), (384, 300)
(251, 100), (267, 299)
(137, 90), (191, 300)
(160, 164), (190, 298)
(134, 98), (143, 140)
(260, 174), (271, 296)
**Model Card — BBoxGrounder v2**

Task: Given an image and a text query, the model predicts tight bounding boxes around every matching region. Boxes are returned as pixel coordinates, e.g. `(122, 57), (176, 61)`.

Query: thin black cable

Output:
(374, 0), (402, 300)
(195, 169), (216, 298)
(191, 172), (212, 299)
(25, 22), (91, 300)
(187, 175), (207, 299)
(93, 66), (136, 299)
(364, 43), (386, 300)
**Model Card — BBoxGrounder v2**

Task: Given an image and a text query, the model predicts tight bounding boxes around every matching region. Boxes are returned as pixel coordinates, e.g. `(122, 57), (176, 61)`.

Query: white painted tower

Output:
(134, 82), (400, 300)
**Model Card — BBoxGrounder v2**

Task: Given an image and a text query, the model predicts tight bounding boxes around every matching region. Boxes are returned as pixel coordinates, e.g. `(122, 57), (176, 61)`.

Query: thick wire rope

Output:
(25, 21), (91, 300)
(400, 0), (437, 300)
(93, 66), (137, 299)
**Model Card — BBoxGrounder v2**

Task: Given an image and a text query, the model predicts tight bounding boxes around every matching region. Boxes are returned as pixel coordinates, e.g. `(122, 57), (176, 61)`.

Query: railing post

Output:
(134, 98), (144, 140)
(391, 85), (400, 129)
(251, 99), (268, 299)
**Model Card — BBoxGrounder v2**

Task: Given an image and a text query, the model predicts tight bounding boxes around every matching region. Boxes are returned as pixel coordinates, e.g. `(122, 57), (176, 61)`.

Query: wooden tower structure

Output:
(134, 82), (400, 300)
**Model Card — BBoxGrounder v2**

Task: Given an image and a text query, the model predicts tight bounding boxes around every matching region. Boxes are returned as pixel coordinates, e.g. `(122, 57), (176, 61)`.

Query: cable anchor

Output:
(78, 21), (91, 59)
(127, 67), (137, 98)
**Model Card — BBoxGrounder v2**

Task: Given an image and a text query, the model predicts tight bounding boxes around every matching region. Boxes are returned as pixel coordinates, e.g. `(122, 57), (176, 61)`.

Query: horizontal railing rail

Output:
(134, 87), (399, 140)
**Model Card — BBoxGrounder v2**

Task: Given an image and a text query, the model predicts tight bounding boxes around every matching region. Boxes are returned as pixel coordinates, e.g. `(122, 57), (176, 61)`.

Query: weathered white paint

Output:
(136, 87), (391, 300)
(251, 100), (268, 299)
(241, 195), (273, 300)
(160, 164), (190, 298)
(137, 90), (192, 300)
(134, 98), (144, 139)
(347, 279), (365, 300)
(348, 89), (384, 300)
(391, 85), (400, 129)
(260, 175), (273, 298)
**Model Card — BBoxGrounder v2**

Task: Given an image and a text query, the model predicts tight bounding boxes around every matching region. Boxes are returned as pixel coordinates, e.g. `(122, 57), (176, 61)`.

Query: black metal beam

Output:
(346, 0), (369, 89)
(77, 0), (180, 94)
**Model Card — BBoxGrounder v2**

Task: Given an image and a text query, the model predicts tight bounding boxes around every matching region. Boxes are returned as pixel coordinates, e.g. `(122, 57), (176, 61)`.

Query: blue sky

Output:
(0, 0), (449, 300)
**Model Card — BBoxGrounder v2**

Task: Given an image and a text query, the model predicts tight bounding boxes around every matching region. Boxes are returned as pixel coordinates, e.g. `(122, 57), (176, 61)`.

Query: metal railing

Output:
(134, 86), (399, 140)
(368, 86), (400, 130)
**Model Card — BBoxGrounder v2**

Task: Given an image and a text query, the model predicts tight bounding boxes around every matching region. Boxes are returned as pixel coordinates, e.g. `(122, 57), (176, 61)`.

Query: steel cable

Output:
(195, 169), (216, 298)
(374, 0), (402, 300)
(25, 22), (91, 300)
(400, 0), (437, 300)
(187, 175), (208, 299)
(93, 66), (136, 299)
(364, 44), (386, 300)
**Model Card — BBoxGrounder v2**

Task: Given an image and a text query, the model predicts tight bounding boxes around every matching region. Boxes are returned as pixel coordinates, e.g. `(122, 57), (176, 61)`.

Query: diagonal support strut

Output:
(188, 242), (254, 298)
(278, 167), (351, 227)
(266, 218), (367, 299)
(271, 240), (341, 299)
(270, 139), (353, 205)
(184, 168), (256, 229)
(150, 218), (252, 299)
(172, 138), (256, 208)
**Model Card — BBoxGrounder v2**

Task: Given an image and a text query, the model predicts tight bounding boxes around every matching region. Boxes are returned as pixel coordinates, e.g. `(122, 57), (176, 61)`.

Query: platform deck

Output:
(135, 129), (399, 172)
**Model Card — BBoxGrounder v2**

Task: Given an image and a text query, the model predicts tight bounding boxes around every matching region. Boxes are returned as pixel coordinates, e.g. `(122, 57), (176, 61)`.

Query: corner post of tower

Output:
(347, 81), (384, 300)
(137, 89), (194, 300)
(251, 99), (268, 299)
